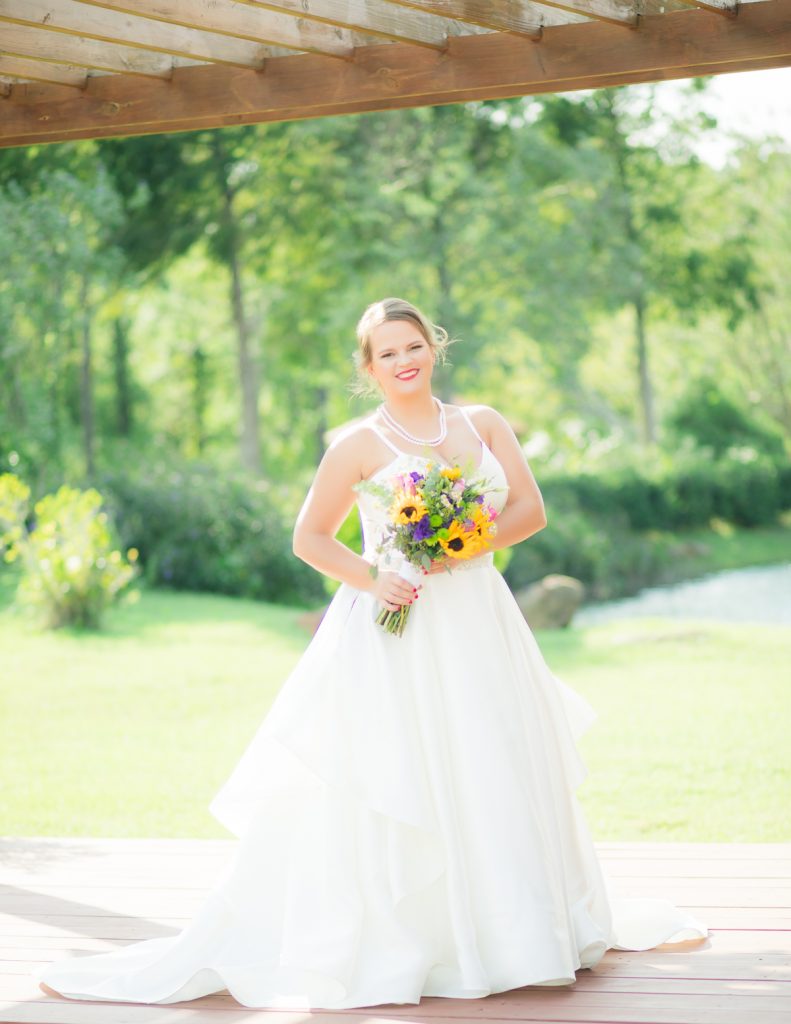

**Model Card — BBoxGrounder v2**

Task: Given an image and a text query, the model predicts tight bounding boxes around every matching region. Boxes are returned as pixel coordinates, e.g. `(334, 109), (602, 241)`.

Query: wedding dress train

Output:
(35, 407), (707, 1009)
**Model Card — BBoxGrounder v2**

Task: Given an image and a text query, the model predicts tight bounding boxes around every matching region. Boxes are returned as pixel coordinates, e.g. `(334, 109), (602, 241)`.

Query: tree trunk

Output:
(192, 345), (208, 455)
(634, 294), (656, 445)
(602, 94), (657, 447)
(111, 317), (133, 438)
(212, 138), (261, 474)
(79, 277), (95, 480)
(432, 209), (455, 404)
(313, 384), (329, 465)
(4, 359), (26, 429)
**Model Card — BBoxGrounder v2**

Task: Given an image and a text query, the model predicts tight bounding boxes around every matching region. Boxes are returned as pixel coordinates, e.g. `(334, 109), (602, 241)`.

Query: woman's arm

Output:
(479, 405), (547, 551)
(425, 406), (546, 575)
(292, 432), (418, 610)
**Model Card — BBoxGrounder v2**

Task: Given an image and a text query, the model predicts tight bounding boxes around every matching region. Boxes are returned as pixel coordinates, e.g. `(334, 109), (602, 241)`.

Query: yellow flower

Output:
(438, 519), (479, 559)
(471, 506), (497, 544)
(439, 466), (462, 481)
(390, 489), (428, 525)
(127, 547), (139, 563)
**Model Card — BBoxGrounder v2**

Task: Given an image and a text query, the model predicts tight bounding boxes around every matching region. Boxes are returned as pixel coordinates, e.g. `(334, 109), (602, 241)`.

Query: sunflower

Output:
(471, 505), (497, 543)
(439, 466), (462, 481)
(438, 519), (479, 559)
(390, 489), (428, 525)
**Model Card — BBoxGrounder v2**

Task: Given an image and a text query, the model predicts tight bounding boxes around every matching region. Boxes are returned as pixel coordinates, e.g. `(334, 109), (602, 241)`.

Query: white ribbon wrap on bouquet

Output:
(377, 549), (426, 588)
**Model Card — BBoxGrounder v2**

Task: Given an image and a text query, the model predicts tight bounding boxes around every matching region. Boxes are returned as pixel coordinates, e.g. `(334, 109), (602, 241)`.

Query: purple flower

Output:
(409, 471), (424, 483)
(474, 494), (484, 503)
(413, 514), (433, 541)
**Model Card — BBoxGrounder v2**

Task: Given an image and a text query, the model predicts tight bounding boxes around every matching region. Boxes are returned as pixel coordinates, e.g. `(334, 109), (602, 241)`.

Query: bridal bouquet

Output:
(353, 461), (503, 637)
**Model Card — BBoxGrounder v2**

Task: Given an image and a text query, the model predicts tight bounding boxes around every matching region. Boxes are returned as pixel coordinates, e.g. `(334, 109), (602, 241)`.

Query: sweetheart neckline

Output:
(364, 440), (496, 485)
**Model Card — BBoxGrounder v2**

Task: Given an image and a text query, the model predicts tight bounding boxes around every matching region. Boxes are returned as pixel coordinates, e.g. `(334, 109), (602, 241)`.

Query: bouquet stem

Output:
(375, 603), (411, 637)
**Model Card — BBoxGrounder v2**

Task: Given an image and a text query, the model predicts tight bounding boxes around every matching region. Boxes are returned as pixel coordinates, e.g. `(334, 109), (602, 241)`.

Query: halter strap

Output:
(458, 406), (485, 447)
(367, 422), (404, 456)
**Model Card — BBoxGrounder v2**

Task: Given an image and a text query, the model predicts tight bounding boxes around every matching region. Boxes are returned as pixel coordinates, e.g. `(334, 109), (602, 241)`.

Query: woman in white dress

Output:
(36, 297), (707, 1010)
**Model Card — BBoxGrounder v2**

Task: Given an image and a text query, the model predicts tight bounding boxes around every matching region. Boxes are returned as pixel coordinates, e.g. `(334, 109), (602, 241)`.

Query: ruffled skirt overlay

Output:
(35, 563), (707, 1009)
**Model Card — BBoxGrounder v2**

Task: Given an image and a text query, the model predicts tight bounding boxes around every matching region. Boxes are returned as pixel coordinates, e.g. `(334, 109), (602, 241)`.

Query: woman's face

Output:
(367, 319), (435, 398)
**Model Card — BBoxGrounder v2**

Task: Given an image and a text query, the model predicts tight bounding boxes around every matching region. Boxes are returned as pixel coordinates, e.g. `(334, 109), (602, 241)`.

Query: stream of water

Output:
(574, 562), (791, 627)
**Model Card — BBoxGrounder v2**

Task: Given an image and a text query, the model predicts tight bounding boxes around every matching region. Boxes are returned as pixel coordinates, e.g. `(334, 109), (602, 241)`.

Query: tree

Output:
(0, 168), (124, 483)
(535, 82), (758, 445)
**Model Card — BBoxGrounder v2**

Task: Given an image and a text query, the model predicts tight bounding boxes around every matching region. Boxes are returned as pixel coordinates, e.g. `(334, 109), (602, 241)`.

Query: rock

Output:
(667, 541), (711, 560)
(514, 574), (585, 629)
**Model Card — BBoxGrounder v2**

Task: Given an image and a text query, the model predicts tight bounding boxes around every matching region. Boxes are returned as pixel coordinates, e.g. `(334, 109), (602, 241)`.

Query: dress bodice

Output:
(355, 410), (510, 574)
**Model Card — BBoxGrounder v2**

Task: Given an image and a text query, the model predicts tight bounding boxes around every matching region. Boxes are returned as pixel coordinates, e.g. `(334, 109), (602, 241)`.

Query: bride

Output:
(36, 297), (707, 1010)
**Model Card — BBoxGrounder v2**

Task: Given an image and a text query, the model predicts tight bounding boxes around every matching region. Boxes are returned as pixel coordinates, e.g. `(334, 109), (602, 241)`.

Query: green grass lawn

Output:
(541, 621), (790, 842)
(1, 573), (788, 842)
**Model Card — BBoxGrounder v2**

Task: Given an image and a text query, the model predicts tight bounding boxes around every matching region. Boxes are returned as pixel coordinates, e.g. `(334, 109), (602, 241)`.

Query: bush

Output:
(539, 450), (786, 534)
(0, 474), (138, 629)
(97, 459), (325, 607)
(661, 453), (782, 529)
(503, 504), (670, 601)
(504, 447), (788, 600)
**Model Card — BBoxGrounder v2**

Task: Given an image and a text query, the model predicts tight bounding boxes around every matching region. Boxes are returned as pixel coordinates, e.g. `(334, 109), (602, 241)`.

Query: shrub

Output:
(0, 474), (138, 629)
(97, 459), (325, 607)
(503, 504), (670, 601)
(505, 447), (788, 600)
(662, 453), (782, 529)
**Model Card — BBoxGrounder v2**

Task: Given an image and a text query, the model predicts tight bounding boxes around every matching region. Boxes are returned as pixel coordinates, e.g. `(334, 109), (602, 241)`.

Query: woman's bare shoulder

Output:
(452, 401), (499, 418)
(452, 403), (504, 442)
(321, 416), (383, 477)
(328, 415), (380, 453)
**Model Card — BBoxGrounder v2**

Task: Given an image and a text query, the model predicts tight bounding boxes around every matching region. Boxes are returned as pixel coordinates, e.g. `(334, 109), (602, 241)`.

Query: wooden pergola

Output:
(0, 0), (790, 149)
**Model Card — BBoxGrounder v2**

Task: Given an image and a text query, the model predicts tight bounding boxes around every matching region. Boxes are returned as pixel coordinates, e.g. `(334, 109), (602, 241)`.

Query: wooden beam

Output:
(4, 47), (791, 149)
(2, 0), (791, 147)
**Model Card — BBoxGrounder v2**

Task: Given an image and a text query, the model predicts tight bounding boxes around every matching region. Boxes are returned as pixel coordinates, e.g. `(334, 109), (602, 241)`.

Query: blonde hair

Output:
(349, 297), (455, 400)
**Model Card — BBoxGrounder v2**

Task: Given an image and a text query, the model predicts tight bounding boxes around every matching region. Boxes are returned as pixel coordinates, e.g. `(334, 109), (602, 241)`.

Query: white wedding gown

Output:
(35, 409), (707, 1010)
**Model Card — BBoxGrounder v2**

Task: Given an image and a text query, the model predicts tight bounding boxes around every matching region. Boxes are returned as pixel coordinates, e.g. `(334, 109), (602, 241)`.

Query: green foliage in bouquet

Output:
(0, 474), (138, 629)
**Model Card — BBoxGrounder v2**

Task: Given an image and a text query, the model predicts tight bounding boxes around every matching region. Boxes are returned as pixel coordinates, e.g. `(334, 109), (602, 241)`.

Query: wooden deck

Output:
(1, 838), (789, 1024)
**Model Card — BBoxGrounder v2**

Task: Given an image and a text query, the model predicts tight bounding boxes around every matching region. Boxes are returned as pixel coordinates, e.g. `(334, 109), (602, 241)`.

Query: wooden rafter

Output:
(1, 0), (790, 148)
(386, 0), (636, 30)
(0, 54), (88, 87)
(61, 0), (514, 50)
(0, 0), (359, 63)
(673, 0), (738, 14)
(244, 0), (575, 43)
(0, 21), (180, 77)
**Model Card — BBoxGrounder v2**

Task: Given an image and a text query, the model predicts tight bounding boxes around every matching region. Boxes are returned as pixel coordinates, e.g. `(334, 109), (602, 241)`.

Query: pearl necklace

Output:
(379, 396), (447, 446)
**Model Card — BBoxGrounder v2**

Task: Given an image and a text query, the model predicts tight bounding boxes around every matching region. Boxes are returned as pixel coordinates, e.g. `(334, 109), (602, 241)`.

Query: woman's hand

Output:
(370, 570), (422, 612)
(423, 555), (452, 576)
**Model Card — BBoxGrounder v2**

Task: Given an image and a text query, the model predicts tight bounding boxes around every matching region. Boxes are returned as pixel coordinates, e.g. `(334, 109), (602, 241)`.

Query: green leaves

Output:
(0, 474), (138, 629)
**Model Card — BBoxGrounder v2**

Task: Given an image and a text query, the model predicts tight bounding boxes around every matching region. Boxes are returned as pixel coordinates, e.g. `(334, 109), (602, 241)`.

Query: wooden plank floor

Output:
(1, 838), (789, 1024)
